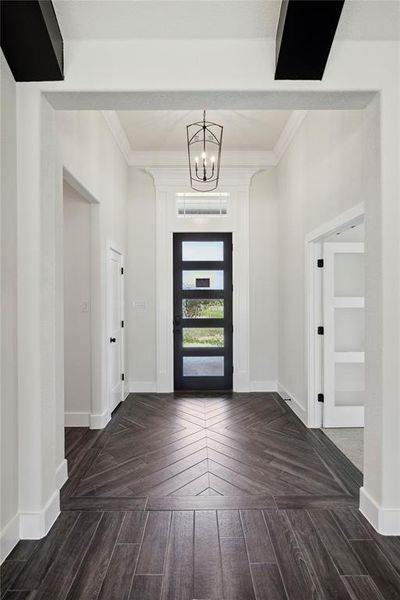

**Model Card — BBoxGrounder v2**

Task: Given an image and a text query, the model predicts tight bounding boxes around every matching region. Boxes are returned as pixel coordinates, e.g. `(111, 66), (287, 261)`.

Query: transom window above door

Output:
(176, 193), (229, 217)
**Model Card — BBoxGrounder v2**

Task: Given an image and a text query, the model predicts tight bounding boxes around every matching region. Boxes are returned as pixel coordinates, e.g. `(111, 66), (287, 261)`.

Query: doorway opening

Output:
(173, 232), (233, 391)
(307, 206), (365, 472)
(63, 180), (92, 426)
(107, 245), (125, 413)
(321, 222), (365, 471)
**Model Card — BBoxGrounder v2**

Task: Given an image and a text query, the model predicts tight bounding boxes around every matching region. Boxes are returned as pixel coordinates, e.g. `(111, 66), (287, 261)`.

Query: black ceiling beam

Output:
(1, 0), (64, 81)
(275, 0), (345, 80)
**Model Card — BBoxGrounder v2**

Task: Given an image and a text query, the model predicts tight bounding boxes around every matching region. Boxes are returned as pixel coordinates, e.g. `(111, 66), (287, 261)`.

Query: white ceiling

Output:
(116, 110), (292, 151)
(54, 1), (281, 40)
(54, 0), (400, 41)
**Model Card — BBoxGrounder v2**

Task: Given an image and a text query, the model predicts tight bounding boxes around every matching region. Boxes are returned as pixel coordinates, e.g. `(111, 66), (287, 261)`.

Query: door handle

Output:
(173, 315), (181, 334)
(110, 337), (116, 343)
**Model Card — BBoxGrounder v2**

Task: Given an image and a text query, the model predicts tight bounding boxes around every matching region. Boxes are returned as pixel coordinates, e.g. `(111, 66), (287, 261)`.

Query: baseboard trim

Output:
(64, 411), (90, 427)
(250, 380), (278, 392)
(277, 382), (307, 425)
(19, 490), (60, 539)
(360, 486), (400, 535)
(0, 514), (19, 563)
(56, 459), (68, 489)
(129, 381), (157, 393)
(90, 408), (110, 430)
(1, 459), (70, 563)
(65, 408), (110, 429)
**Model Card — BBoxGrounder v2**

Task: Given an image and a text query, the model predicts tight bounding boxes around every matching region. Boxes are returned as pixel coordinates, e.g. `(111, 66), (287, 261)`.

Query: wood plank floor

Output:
(2, 392), (399, 599)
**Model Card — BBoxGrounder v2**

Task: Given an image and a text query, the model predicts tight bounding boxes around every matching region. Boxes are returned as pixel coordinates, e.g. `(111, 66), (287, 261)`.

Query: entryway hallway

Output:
(3, 393), (399, 599)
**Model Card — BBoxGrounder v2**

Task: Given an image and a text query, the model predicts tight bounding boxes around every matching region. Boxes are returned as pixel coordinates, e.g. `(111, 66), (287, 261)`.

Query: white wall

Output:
(125, 167), (279, 391)
(56, 110), (128, 430)
(0, 53), (19, 561)
(56, 110), (128, 434)
(63, 181), (92, 422)
(249, 170), (278, 389)
(277, 109), (369, 420)
(9, 35), (400, 536)
(125, 168), (156, 390)
(0, 104), (130, 555)
(56, 112), (128, 250)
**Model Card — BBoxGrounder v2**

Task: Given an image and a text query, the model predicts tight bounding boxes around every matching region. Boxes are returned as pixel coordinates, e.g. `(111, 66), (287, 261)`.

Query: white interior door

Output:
(323, 242), (365, 427)
(108, 247), (124, 413)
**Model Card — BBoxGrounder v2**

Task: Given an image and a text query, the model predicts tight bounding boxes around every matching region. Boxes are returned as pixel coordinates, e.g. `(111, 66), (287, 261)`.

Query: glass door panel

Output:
(182, 328), (224, 347)
(183, 356), (225, 377)
(182, 270), (224, 290)
(182, 241), (224, 261)
(182, 299), (224, 319)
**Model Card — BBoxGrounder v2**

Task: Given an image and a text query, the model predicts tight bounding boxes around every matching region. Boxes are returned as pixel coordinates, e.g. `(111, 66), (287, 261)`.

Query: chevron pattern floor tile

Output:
(4, 393), (400, 600)
(61, 392), (361, 508)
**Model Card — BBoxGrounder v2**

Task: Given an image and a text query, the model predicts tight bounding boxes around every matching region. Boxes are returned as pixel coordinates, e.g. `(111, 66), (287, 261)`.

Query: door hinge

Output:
(232, 365), (234, 374)
(318, 393), (324, 403)
(121, 320), (124, 328)
(121, 373), (125, 381)
(121, 267), (124, 275)
(317, 259), (324, 268)
(317, 326), (324, 335)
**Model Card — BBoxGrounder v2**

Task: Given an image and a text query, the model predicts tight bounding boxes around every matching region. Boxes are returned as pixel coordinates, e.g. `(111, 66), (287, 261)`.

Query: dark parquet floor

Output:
(2, 392), (400, 599)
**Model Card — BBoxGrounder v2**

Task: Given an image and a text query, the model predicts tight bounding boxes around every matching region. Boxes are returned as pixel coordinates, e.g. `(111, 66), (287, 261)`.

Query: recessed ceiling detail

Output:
(102, 110), (308, 167)
(116, 110), (292, 152)
(102, 110), (308, 168)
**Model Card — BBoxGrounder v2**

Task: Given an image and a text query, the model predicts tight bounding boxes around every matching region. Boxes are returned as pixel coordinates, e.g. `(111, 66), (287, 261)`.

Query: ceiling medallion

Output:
(186, 110), (223, 192)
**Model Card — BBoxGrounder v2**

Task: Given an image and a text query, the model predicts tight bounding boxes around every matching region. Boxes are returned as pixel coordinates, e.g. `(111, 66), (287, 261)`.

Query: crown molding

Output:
(130, 150), (275, 168)
(101, 110), (132, 164)
(146, 166), (260, 188)
(102, 110), (308, 168)
(273, 110), (308, 163)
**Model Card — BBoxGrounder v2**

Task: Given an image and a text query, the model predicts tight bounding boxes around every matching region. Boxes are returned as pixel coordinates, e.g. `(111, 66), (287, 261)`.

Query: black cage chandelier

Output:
(186, 110), (223, 192)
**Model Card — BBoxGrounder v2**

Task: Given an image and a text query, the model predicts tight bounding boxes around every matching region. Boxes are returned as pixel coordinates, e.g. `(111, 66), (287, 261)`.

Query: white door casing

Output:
(305, 203), (364, 428)
(107, 246), (124, 413)
(323, 242), (365, 427)
(148, 167), (256, 393)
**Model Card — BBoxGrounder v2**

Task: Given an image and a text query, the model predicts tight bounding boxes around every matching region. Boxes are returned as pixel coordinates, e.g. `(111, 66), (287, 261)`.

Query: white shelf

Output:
(333, 297), (365, 308)
(335, 351), (365, 364)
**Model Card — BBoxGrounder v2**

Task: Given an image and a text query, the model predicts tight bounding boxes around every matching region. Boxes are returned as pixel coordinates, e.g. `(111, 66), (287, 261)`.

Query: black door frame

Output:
(173, 232), (233, 390)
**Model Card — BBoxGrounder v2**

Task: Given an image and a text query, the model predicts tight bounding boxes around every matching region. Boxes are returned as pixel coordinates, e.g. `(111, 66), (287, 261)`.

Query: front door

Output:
(173, 232), (233, 390)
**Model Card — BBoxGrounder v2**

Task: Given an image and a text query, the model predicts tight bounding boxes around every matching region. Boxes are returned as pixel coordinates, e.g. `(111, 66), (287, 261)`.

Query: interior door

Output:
(108, 248), (124, 412)
(323, 242), (365, 427)
(173, 232), (233, 391)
